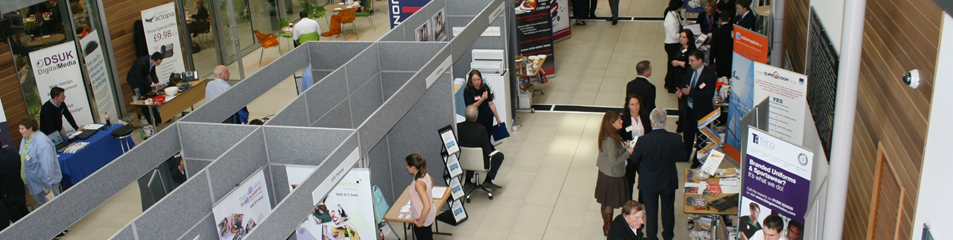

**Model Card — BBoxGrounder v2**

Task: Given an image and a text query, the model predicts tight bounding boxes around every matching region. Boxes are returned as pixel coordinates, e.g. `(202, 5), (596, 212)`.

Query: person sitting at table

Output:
(207, 65), (231, 101)
(457, 105), (505, 189)
(40, 87), (84, 136)
(293, 11), (320, 47)
(126, 52), (166, 125)
(17, 117), (62, 206)
(188, 0), (209, 37)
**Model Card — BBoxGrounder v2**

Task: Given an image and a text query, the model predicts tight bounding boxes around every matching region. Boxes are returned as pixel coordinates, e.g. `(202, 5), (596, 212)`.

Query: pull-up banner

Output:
(725, 25), (768, 154)
(551, 0), (571, 42)
(29, 41), (95, 132)
(515, 0), (556, 77)
(141, 2), (186, 83)
(389, 0), (432, 28)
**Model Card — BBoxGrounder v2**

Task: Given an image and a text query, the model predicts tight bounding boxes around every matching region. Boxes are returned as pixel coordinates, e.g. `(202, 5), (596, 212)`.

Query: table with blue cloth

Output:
(57, 125), (135, 185)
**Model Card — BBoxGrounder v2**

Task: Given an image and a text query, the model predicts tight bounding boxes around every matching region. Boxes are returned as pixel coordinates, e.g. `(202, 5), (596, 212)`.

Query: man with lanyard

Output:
(39, 87), (84, 136)
(675, 50), (716, 168)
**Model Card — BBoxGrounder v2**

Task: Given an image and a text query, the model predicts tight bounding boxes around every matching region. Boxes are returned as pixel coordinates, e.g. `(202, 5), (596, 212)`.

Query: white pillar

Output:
(822, 0), (866, 238)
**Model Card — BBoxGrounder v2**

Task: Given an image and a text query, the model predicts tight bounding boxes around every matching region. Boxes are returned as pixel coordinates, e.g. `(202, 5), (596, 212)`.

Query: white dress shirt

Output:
(663, 11), (683, 44)
(293, 18), (321, 40)
(205, 78), (230, 101)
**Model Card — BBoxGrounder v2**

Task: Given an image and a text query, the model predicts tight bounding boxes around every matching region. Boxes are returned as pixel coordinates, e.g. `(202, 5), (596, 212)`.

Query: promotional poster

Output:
(551, 0), (571, 42)
(737, 127), (812, 240)
(416, 21), (432, 41)
(29, 41), (95, 131)
(388, 0), (432, 28)
(286, 165), (318, 191)
(80, 31), (119, 123)
(141, 2), (186, 83)
(432, 10), (447, 41)
(297, 169), (376, 240)
(725, 25), (768, 150)
(211, 169), (272, 240)
(752, 62), (809, 144)
(515, 0), (557, 77)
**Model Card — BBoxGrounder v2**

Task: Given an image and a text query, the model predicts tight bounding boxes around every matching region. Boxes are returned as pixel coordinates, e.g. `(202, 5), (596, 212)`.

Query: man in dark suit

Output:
(735, 0), (756, 30)
(127, 52), (166, 124)
(709, 12), (734, 78)
(39, 87), (84, 135)
(625, 61), (657, 112)
(607, 200), (646, 240)
(675, 50), (717, 167)
(0, 141), (28, 226)
(629, 108), (684, 240)
(715, 0), (736, 24)
(457, 106), (505, 189)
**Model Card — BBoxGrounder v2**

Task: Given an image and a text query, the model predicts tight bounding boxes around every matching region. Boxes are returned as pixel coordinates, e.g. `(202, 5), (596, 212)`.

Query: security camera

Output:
(902, 69), (920, 89)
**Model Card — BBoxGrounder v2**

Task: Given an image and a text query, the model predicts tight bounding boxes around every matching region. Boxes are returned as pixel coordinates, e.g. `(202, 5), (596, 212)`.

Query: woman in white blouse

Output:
(662, 0), (684, 93)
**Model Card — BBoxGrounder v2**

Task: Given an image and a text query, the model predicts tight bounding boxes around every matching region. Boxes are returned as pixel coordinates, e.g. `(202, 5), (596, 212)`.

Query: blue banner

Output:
(388, 0), (432, 28)
(725, 52), (755, 148)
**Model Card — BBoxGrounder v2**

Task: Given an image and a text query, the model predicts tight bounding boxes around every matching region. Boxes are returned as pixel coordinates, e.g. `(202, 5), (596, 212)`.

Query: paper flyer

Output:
(211, 169), (272, 240)
(445, 154), (463, 178)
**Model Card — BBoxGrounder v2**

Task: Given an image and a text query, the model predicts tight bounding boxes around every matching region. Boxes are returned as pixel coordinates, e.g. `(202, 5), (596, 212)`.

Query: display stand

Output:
(435, 125), (468, 227)
(694, 107), (724, 163)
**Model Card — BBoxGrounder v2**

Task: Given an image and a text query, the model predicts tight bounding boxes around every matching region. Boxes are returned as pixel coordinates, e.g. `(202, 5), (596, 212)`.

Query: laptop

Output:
(48, 132), (72, 153)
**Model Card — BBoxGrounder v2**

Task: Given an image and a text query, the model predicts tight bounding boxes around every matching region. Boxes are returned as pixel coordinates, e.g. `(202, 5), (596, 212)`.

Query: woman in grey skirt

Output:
(594, 111), (634, 236)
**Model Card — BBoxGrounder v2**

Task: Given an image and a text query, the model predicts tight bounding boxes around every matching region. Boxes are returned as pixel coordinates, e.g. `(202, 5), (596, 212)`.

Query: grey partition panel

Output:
(132, 171), (214, 240)
(385, 72), (454, 191)
(350, 74), (385, 126)
(265, 96), (310, 127)
(206, 129), (269, 202)
(177, 122), (259, 159)
(381, 72), (415, 99)
(448, 0), (504, 60)
(0, 127), (182, 239)
(345, 46), (382, 95)
(446, 0), (493, 15)
(110, 225), (136, 240)
(357, 69), (427, 150)
(185, 159), (212, 177)
(452, 17), (507, 80)
(270, 166), (291, 201)
(244, 135), (359, 239)
(379, 23), (405, 41)
(368, 137), (395, 202)
(182, 45), (310, 123)
(177, 213), (217, 240)
(263, 126), (356, 165)
(306, 69), (349, 124)
(309, 41), (375, 70)
(378, 42), (448, 71)
(313, 100), (354, 128)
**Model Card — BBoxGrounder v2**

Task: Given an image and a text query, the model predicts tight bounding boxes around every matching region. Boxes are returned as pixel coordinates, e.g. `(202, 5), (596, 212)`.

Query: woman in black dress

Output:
(463, 70), (502, 141)
(670, 29), (696, 133)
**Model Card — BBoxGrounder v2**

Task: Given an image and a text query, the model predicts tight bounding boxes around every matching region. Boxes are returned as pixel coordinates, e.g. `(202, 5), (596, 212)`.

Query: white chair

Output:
(458, 147), (493, 202)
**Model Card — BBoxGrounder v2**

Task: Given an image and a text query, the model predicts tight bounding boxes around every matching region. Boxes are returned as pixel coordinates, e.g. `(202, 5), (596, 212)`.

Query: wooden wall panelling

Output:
(782, 0), (809, 72)
(0, 46), (28, 145)
(843, 0), (942, 238)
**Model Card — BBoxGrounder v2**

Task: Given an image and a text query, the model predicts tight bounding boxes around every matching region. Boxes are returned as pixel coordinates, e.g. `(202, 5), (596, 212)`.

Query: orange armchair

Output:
(253, 30), (281, 66)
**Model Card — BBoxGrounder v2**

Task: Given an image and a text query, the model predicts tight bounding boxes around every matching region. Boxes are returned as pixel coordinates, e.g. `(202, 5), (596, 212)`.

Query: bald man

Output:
(206, 65), (230, 101)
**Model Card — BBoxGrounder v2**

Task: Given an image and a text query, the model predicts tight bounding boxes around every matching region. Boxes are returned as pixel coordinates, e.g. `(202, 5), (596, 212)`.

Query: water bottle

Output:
(105, 112), (111, 126)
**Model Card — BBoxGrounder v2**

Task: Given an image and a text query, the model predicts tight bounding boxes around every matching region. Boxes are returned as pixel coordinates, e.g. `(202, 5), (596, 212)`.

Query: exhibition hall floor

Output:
(57, 3), (707, 239)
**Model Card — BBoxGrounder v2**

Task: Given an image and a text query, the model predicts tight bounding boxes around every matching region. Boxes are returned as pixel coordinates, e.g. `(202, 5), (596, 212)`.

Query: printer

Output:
(470, 49), (506, 74)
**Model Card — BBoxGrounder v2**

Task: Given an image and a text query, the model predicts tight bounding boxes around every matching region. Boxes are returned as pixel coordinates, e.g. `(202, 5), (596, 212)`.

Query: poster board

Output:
(211, 169), (272, 240)
(725, 25), (769, 152)
(752, 62), (809, 144)
(738, 127), (812, 240)
(297, 169), (376, 240)
(141, 2), (186, 83)
(79, 31), (119, 123)
(415, 21), (432, 41)
(432, 10), (447, 41)
(551, 0), (571, 42)
(29, 41), (95, 132)
(515, 0), (556, 77)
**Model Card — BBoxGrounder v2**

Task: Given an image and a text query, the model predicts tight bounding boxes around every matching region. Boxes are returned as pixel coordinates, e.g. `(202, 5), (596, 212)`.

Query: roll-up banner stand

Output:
(141, 2), (186, 83)
(80, 31), (120, 123)
(725, 25), (768, 159)
(752, 62), (808, 144)
(551, 0), (571, 42)
(739, 127), (813, 240)
(0, 97), (13, 149)
(389, 0), (432, 28)
(211, 169), (272, 240)
(29, 42), (95, 131)
(515, 0), (556, 77)
(297, 168), (376, 240)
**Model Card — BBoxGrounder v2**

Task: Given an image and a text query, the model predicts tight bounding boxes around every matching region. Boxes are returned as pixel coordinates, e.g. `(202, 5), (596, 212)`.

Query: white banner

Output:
(286, 165), (318, 192)
(753, 62), (809, 144)
(29, 42), (95, 131)
(141, 2), (186, 83)
(212, 169), (272, 240)
(79, 31), (119, 122)
(551, 0), (571, 41)
(297, 168), (376, 240)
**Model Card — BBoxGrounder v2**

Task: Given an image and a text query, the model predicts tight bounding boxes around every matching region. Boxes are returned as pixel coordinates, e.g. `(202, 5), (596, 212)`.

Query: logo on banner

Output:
(239, 182), (263, 207)
(34, 50), (77, 75)
(762, 71), (790, 81)
(799, 78), (806, 85)
(798, 153), (809, 166)
(145, 11), (175, 23)
(736, 32), (741, 39)
(751, 133), (775, 150)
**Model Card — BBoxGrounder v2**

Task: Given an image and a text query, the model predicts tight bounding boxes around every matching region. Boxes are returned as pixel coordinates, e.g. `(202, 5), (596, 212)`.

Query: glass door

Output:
(182, 0), (223, 77)
(212, 0), (256, 64)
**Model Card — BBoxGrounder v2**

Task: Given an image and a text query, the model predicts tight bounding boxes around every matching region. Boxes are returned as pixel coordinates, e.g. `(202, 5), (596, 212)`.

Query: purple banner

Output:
(743, 155), (811, 223)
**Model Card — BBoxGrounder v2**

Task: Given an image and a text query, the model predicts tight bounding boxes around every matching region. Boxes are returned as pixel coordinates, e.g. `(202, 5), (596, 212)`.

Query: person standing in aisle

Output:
(619, 95), (651, 200)
(715, 0), (736, 23)
(589, 0), (599, 20)
(628, 108), (683, 240)
(675, 51), (717, 168)
(404, 154), (436, 240)
(709, 12), (734, 78)
(670, 29), (696, 133)
(608, 0), (620, 25)
(0, 141), (29, 225)
(572, 0), (589, 25)
(595, 111), (633, 236)
(606, 200), (646, 240)
(625, 60), (656, 112)
(17, 117), (62, 206)
(463, 70), (503, 142)
(39, 87), (84, 135)
(662, 0), (684, 93)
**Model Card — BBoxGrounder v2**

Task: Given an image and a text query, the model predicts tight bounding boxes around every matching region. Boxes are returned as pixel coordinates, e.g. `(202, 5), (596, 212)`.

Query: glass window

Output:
(8, 0), (77, 118)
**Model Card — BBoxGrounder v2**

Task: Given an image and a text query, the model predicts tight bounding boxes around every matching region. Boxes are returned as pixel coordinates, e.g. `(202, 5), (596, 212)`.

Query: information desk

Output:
(383, 185), (451, 240)
(129, 79), (208, 124)
(58, 125), (135, 185)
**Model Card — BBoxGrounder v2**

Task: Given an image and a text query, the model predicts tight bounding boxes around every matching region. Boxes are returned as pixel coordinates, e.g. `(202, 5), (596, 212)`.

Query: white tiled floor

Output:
(58, 1), (715, 239)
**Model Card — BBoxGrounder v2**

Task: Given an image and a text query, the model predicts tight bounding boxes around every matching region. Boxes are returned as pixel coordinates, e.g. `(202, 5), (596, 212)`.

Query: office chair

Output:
(458, 147), (493, 202)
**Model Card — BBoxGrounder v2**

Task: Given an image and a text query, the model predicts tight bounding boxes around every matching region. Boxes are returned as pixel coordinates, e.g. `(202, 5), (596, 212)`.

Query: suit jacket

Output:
(709, 23), (734, 78)
(681, 66), (718, 120)
(736, 11), (756, 30)
(607, 214), (644, 240)
(619, 113), (652, 141)
(456, 121), (494, 168)
(716, 0), (736, 22)
(126, 55), (159, 96)
(629, 129), (683, 192)
(624, 76), (656, 113)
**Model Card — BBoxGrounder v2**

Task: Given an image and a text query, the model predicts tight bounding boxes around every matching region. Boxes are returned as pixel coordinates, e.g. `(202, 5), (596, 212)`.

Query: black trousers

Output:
(140, 106), (162, 125)
(683, 107), (703, 168)
(608, 0), (620, 20)
(663, 43), (682, 90)
(479, 120), (495, 143)
(465, 152), (504, 183)
(589, 0), (599, 18)
(641, 188), (675, 240)
(412, 224), (433, 240)
(572, 0), (589, 19)
(624, 164), (643, 203)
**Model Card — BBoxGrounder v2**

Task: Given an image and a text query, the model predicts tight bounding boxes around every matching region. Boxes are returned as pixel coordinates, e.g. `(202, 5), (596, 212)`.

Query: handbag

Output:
(492, 122), (510, 142)
(372, 185), (388, 223)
